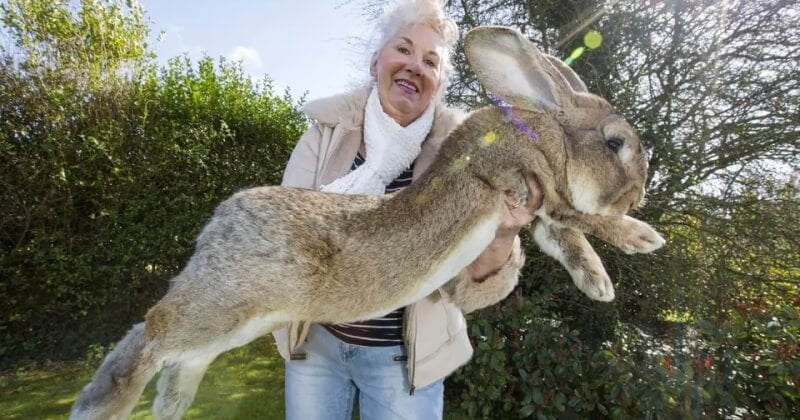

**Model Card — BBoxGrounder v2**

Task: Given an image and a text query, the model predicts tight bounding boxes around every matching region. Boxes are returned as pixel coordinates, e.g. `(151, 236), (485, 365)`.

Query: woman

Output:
(274, 1), (542, 418)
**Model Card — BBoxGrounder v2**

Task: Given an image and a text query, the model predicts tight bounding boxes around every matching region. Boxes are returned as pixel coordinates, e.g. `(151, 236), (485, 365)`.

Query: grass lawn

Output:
(1, 336), (470, 419)
(0, 336), (285, 419)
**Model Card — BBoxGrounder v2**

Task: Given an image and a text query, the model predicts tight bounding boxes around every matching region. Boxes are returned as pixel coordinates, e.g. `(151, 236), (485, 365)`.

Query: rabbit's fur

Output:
(70, 26), (664, 420)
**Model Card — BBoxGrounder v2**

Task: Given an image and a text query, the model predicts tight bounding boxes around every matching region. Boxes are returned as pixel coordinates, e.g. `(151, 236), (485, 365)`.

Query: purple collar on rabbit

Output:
(489, 94), (540, 144)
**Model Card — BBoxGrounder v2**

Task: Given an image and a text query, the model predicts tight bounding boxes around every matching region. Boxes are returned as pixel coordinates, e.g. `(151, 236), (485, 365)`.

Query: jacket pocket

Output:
(441, 291), (467, 338)
(412, 290), (467, 362)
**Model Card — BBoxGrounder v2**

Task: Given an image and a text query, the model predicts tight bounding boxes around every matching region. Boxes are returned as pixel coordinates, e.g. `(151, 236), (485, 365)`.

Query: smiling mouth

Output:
(395, 79), (419, 93)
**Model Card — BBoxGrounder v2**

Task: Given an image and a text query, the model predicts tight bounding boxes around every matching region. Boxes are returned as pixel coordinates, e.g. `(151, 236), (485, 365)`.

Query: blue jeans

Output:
(284, 324), (444, 420)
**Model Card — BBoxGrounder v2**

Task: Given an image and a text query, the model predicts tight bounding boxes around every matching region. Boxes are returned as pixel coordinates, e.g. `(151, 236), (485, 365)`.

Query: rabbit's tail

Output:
(70, 322), (162, 420)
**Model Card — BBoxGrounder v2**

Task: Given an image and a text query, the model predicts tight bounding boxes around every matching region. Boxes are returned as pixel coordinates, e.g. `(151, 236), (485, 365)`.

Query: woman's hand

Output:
(497, 173), (543, 237)
(465, 174), (543, 281)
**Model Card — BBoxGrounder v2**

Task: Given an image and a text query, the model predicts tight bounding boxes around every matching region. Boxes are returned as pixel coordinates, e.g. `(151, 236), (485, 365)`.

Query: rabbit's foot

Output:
(615, 216), (666, 254)
(567, 262), (615, 302)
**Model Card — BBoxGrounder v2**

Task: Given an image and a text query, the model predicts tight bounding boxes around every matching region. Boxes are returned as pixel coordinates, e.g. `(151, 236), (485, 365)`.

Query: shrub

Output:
(1, 49), (306, 367)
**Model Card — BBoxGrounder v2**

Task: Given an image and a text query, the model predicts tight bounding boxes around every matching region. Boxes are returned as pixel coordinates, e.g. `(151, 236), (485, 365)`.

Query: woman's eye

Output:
(397, 46), (410, 55)
(606, 137), (623, 153)
(424, 59), (436, 68)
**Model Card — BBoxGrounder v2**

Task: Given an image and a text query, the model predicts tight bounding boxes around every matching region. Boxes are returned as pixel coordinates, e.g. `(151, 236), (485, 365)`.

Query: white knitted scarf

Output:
(320, 85), (434, 195)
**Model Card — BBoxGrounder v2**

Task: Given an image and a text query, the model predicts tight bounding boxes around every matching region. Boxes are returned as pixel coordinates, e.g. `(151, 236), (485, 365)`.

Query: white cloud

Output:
(228, 46), (263, 69)
(160, 25), (186, 47)
(166, 24), (185, 35)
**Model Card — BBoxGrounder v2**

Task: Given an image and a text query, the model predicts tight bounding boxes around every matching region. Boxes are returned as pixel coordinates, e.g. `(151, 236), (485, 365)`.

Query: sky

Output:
(139, 1), (377, 100)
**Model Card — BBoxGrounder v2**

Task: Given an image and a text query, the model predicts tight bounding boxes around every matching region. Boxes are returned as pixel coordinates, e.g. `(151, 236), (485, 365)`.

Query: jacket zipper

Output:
(405, 305), (417, 395)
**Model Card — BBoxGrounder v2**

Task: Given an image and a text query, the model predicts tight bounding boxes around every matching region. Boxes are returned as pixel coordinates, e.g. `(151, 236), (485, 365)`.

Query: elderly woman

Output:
(274, 1), (541, 418)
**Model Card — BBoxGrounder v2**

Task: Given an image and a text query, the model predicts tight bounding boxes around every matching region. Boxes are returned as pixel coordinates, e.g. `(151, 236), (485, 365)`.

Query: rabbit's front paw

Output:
(616, 216), (666, 254)
(569, 262), (615, 302)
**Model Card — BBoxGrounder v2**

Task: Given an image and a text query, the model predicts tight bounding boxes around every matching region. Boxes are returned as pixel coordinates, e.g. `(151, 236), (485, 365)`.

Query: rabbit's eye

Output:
(606, 137), (623, 153)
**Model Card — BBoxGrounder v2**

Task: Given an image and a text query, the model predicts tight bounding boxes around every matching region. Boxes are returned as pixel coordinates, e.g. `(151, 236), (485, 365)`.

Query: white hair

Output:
(370, 0), (459, 96)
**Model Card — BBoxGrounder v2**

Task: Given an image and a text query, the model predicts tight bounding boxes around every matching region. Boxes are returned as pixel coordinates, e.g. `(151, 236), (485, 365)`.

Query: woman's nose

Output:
(404, 56), (422, 75)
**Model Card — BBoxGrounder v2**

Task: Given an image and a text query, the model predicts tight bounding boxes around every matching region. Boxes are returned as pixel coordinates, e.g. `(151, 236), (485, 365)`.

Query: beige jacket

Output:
(272, 86), (525, 389)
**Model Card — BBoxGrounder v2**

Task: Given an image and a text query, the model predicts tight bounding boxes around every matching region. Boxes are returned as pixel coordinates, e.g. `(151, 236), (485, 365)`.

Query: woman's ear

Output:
(369, 51), (379, 78)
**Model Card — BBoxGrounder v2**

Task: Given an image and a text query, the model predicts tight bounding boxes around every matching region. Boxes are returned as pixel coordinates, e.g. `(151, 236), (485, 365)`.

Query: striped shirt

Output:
(324, 151), (414, 346)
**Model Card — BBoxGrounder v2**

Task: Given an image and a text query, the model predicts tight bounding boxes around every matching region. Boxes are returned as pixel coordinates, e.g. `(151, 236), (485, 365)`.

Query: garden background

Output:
(1, 0), (798, 418)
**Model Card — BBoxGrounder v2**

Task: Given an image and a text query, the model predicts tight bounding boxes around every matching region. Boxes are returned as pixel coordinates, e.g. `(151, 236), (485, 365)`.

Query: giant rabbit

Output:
(71, 26), (665, 420)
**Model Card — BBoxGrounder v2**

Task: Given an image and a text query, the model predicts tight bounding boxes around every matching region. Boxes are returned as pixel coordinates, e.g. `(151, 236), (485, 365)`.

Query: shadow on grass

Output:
(1, 336), (286, 420)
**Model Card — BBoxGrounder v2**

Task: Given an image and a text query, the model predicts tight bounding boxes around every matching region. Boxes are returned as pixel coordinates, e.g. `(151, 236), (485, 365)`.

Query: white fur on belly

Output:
(397, 212), (502, 310)
(172, 312), (291, 363)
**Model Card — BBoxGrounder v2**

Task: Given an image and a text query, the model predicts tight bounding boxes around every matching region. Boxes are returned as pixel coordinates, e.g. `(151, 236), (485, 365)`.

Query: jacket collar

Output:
(301, 85), (372, 130)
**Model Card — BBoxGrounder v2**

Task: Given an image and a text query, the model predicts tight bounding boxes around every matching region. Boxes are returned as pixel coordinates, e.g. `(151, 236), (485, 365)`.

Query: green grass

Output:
(0, 336), (285, 419)
(1, 336), (471, 419)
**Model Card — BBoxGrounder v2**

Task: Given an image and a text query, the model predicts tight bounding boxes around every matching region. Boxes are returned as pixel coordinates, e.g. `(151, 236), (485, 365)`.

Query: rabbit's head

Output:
(464, 26), (648, 217)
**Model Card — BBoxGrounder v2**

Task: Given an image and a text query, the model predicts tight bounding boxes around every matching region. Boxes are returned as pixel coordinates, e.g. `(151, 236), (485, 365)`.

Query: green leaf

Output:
(597, 403), (608, 415)
(519, 404), (535, 418)
(696, 319), (716, 334)
(684, 364), (694, 380)
(532, 389), (544, 405)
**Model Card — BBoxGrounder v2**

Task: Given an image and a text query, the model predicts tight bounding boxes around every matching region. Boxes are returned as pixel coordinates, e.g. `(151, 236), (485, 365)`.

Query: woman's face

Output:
(371, 23), (446, 126)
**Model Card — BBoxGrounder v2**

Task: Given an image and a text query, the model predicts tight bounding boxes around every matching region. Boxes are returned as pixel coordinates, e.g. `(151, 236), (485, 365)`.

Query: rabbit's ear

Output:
(464, 26), (575, 111)
(543, 55), (588, 93)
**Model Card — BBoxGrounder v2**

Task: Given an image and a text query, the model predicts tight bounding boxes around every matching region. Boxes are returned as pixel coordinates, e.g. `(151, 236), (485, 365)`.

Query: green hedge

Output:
(0, 55), (307, 367)
(446, 250), (800, 419)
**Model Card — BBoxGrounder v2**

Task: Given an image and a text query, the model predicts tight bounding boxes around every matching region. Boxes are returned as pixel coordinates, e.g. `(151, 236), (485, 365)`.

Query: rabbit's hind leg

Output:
(70, 323), (165, 420)
(152, 354), (215, 420)
(151, 311), (292, 420)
